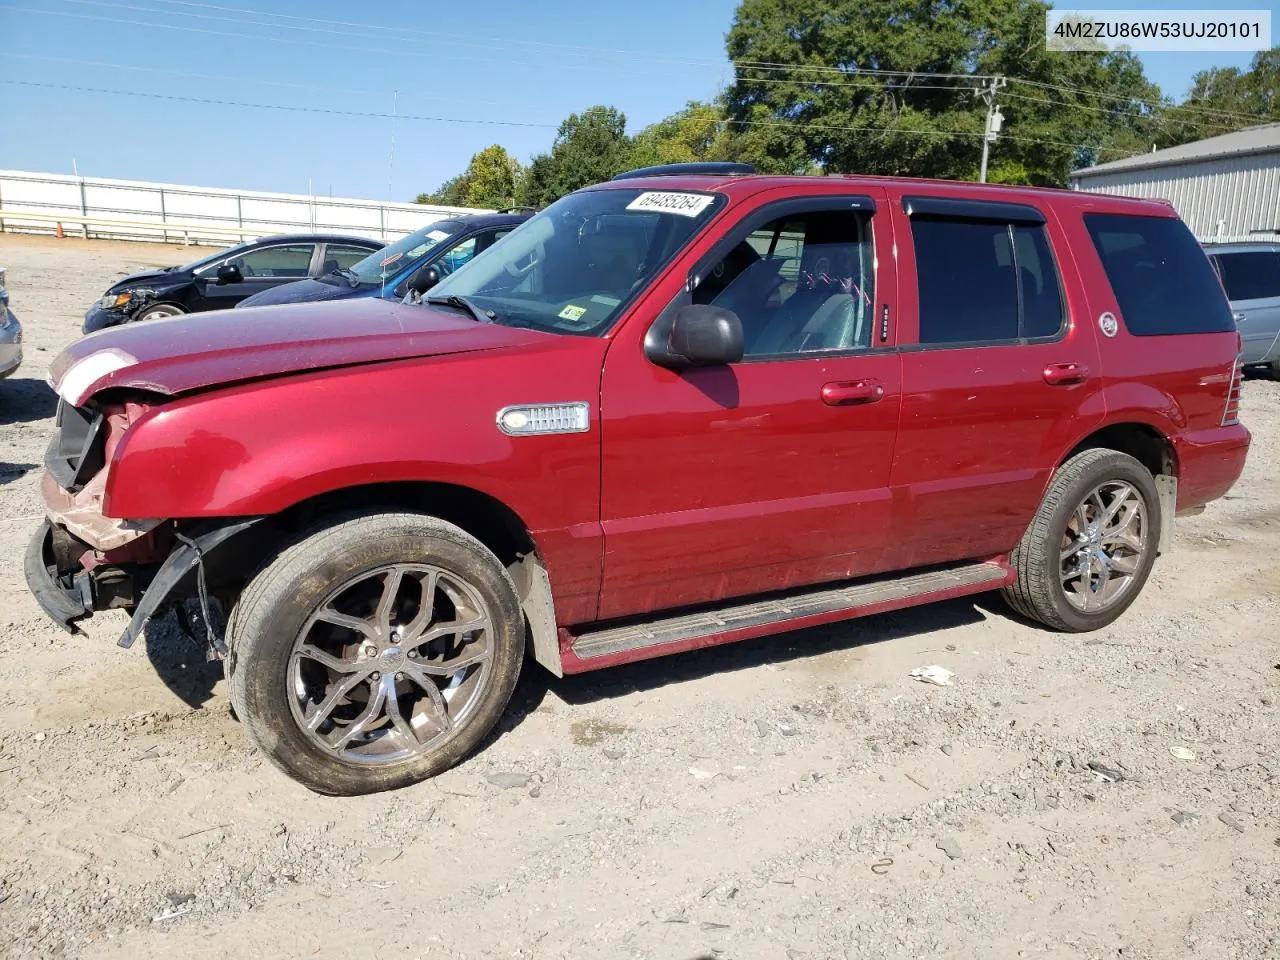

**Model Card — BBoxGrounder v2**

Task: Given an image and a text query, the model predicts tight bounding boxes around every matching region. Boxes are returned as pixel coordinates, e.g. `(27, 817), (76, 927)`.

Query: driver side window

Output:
(693, 209), (875, 357)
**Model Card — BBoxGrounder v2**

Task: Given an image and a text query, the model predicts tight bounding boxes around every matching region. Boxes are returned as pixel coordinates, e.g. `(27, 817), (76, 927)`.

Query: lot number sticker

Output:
(625, 192), (714, 217)
(559, 304), (589, 322)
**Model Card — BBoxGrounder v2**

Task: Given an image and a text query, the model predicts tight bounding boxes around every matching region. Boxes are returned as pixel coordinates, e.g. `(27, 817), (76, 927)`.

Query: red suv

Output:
(27, 162), (1249, 795)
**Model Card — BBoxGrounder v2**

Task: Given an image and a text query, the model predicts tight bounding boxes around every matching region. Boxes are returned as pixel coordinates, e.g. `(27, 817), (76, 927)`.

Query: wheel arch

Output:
(1059, 421), (1177, 479)
(271, 480), (563, 676)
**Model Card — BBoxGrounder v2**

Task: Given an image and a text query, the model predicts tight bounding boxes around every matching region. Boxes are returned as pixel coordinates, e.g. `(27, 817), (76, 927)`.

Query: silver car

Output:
(0, 267), (20, 380)
(1204, 242), (1280, 374)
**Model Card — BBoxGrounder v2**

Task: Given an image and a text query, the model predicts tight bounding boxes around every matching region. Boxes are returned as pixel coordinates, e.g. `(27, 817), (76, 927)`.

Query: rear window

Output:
(1083, 214), (1234, 336)
(1211, 250), (1280, 301)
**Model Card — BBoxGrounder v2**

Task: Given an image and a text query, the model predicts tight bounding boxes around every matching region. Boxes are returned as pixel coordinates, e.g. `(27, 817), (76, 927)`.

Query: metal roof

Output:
(1072, 123), (1280, 179)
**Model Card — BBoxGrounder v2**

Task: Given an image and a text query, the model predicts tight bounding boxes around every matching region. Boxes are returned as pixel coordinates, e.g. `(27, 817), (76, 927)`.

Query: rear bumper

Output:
(1173, 423), (1251, 510)
(24, 521), (92, 633)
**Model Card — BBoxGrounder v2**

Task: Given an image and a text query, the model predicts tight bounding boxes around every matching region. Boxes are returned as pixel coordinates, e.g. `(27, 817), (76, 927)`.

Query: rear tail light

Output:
(1222, 357), (1243, 426)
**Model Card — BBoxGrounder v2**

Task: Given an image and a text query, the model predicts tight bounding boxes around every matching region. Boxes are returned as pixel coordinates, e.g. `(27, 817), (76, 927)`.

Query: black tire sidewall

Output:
(1037, 453), (1162, 632)
(231, 517), (523, 796)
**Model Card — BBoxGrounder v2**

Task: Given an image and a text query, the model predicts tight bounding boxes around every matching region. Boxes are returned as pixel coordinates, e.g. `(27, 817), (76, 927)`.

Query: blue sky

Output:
(0, 0), (1274, 200)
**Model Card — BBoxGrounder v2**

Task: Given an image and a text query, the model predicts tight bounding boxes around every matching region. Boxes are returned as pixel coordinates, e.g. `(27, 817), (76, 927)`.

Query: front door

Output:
(883, 194), (1104, 569)
(598, 191), (904, 621)
(196, 243), (317, 310)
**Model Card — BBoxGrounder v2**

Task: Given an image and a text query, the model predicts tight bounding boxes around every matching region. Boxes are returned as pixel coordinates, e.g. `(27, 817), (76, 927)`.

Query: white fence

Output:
(0, 170), (487, 247)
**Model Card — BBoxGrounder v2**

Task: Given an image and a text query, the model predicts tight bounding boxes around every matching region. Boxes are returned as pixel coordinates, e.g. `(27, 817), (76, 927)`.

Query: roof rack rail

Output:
(496, 205), (539, 213)
(611, 162), (756, 181)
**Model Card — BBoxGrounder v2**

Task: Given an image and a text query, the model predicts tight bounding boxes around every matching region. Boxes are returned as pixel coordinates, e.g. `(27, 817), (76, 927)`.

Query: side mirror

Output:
(216, 263), (242, 285)
(409, 264), (442, 295)
(647, 304), (744, 369)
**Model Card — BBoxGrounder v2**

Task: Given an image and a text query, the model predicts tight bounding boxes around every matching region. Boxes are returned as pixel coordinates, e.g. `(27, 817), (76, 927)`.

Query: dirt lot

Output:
(0, 232), (1276, 960)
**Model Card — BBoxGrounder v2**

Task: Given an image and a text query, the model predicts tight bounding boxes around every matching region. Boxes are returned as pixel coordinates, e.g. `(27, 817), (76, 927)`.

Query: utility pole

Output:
(977, 76), (1006, 184)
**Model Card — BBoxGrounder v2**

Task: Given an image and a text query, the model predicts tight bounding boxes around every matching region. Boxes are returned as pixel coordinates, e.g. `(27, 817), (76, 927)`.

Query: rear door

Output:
(884, 194), (1104, 569)
(1208, 248), (1280, 364)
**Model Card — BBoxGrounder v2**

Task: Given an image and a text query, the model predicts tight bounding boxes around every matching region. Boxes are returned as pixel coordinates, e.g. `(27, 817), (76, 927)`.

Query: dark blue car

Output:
(236, 210), (533, 309)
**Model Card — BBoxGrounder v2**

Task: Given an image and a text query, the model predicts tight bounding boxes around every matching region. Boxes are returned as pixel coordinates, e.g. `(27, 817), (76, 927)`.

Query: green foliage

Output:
(1158, 49), (1280, 147)
(416, 145), (521, 209)
(722, 0), (1164, 185)
(517, 106), (633, 207)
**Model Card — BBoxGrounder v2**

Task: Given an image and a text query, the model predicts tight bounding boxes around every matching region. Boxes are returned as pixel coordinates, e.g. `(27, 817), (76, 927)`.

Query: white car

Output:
(0, 267), (20, 379)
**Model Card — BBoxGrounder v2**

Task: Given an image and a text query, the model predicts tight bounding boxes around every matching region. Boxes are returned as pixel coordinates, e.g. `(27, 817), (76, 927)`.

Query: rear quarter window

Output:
(1083, 213), (1234, 336)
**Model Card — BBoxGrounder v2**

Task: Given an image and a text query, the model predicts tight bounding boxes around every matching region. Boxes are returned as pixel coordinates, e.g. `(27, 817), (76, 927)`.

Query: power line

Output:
(3, 77), (1127, 158)
(0, 79), (561, 129)
(1007, 76), (1271, 125)
(0, 51), (507, 107)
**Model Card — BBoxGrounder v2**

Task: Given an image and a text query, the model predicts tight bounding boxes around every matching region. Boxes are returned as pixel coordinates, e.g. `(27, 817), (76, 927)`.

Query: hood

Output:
(107, 267), (187, 291)
(237, 277), (371, 308)
(50, 298), (550, 406)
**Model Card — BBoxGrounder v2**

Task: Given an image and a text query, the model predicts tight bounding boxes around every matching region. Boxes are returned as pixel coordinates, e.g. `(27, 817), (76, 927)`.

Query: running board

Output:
(567, 560), (1012, 670)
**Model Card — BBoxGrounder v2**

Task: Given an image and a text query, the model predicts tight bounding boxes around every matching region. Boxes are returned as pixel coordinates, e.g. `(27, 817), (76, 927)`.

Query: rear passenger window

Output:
(1212, 251), (1280, 301)
(911, 218), (1064, 345)
(1084, 214), (1234, 335)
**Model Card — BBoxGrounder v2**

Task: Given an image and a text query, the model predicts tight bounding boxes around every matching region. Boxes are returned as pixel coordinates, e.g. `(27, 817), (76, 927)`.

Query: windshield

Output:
(344, 221), (460, 286)
(425, 187), (725, 335)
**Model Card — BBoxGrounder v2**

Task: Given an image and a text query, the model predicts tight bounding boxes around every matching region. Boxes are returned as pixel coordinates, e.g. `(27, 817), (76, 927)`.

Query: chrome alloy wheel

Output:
(1059, 480), (1149, 613)
(286, 563), (493, 764)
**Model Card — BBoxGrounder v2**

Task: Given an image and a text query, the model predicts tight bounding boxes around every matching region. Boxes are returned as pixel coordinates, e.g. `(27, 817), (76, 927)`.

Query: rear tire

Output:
(1003, 449), (1161, 632)
(227, 511), (524, 795)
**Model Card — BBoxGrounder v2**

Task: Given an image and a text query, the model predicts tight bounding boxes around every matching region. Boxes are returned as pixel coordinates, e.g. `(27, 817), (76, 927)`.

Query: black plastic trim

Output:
(613, 162), (756, 180)
(903, 195), (1046, 224)
(24, 521), (91, 634)
(118, 517), (265, 649)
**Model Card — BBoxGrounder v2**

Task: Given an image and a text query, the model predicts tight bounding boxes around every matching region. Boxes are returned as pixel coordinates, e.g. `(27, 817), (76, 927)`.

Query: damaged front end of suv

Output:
(26, 369), (262, 658)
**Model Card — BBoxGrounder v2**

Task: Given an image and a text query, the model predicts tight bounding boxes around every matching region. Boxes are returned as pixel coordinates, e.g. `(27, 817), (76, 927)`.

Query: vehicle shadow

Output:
(0, 377), (58, 425)
(141, 607), (224, 710)
(499, 595), (997, 732)
(0, 462), (36, 485)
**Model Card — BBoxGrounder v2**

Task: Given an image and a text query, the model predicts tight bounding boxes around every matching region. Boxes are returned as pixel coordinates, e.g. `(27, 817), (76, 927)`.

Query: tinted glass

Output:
(1084, 214), (1234, 335)
(232, 244), (314, 278)
(426, 188), (724, 335)
(324, 244), (375, 272)
(912, 218), (1064, 344)
(1212, 250), (1280, 301)
(914, 219), (1019, 343)
(1014, 226), (1066, 338)
(693, 209), (875, 356)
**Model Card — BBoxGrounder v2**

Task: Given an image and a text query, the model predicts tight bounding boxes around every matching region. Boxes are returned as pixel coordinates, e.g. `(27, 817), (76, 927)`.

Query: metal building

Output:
(1069, 123), (1280, 242)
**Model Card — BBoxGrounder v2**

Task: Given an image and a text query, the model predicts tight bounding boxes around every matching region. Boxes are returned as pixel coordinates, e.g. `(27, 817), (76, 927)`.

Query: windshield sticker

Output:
(590, 294), (620, 307)
(558, 304), (589, 322)
(380, 251), (405, 268)
(625, 192), (714, 218)
(426, 229), (451, 243)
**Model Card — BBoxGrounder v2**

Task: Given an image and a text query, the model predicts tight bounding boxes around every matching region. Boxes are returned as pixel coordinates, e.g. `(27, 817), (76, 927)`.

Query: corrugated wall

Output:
(1070, 151), (1280, 241)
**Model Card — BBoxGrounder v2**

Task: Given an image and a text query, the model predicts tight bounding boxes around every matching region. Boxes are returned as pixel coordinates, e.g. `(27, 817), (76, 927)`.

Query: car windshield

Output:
(344, 222), (460, 286)
(424, 187), (725, 334)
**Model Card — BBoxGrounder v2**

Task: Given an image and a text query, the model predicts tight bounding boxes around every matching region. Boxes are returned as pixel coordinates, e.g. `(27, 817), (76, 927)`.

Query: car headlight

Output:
(99, 292), (132, 310)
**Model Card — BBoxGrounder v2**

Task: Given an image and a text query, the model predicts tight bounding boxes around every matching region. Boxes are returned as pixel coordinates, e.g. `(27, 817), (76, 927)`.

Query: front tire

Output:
(1003, 449), (1161, 632)
(228, 512), (524, 795)
(131, 303), (185, 323)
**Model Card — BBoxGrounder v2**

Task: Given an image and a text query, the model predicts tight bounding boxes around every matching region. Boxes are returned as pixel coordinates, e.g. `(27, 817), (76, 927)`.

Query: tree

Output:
(1158, 48), (1280, 147)
(517, 105), (633, 207)
(722, 0), (1163, 185)
(416, 145), (522, 208)
(629, 101), (732, 167)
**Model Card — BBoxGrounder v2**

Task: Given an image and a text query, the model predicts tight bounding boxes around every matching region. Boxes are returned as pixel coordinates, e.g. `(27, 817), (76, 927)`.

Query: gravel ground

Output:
(0, 233), (1276, 960)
